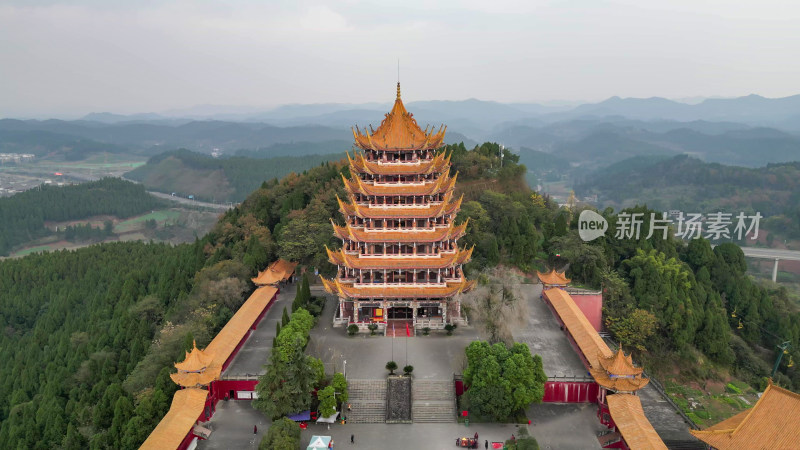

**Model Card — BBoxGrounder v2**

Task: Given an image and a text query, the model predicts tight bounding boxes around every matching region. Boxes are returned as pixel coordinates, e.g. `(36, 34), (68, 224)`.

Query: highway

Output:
(740, 247), (800, 261)
(147, 191), (236, 211)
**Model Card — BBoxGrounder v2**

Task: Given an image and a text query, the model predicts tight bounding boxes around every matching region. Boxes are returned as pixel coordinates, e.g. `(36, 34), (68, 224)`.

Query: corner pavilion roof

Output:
(690, 381), (800, 450)
(347, 151), (451, 176)
(327, 246), (473, 270)
(598, 347), (644, 377)
(251, 259), (298, 286)
(544, 288), (649, 393)
(321, 276), (475, 299)
(342, 170), (457, 197)
(537, 269), (571, 286)
(337, 192), (463, 220)
(140, 387), (208, 450)
(607, 394), (668, 450)
(332, 220), (468, 243)
(352, 83), (446, 151)
(170, 340), (221, 387)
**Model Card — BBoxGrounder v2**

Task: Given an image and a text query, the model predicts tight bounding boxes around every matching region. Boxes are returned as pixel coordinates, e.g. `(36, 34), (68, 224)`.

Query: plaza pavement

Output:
(222, 283), (297, 377)
(199, 400), (604, 450)
(512, 284), (589, 379)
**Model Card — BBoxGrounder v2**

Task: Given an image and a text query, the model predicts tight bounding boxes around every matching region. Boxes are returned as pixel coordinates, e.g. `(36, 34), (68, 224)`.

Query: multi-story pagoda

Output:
(321, 83), (474, 332)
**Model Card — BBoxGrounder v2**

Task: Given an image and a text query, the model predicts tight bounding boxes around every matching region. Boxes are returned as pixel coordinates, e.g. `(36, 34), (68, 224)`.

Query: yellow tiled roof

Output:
(342, 171), (457, 197)
(251, 259), (298, 286)
(352, 84), (446, 151)
(204, 285), (278, 370)
(140, 388), (208, 450)
(607, 394), (668, 450)
(171, 340), (221, 387)
(590, 369), (650, 393)
(599, 348), (644, 377)
(537, 269), (571, 286)
(332, 220), (468, 243)
(327, 246), (473, 270)
(544, 288), (613, 368)
(337, 192), (463, 219)
(320, 276), (474, 299)
(690, 381), (800, 450)
(348, 152), (450, 176)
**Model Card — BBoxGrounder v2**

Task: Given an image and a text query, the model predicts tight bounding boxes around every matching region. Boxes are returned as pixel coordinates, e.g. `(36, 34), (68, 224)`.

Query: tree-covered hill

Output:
(0, 178), (162, 255)
(575, 155), (800, 238)
(124, 149), (347, 203)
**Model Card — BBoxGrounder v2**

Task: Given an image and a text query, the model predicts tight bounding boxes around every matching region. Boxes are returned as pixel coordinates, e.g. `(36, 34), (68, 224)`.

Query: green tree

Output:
(331, 372), (348, 404)
(463, 341), (546, 420)
(259, 417), (301, 450)
(606, 309), (658, 352)
(253, 335), (318, 419)
(317, 385), (337, 418)
(385, 361), (398, 375)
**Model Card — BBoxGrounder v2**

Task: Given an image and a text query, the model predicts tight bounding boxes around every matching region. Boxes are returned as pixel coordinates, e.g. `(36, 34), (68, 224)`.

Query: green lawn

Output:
(114, 210), (181, 233)
(11, 244), (55, 257)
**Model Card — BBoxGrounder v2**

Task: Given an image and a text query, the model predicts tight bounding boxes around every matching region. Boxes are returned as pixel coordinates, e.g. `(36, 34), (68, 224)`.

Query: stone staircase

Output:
(412, 379), (456, 423)
(346, 379), (387, 424)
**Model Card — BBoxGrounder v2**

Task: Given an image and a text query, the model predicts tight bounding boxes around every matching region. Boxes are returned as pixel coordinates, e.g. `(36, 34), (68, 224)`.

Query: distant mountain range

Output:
(1, 93), (798, 167)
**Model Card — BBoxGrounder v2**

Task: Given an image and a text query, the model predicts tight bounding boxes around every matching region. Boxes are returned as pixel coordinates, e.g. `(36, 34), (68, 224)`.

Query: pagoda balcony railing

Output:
(348, 250), (457, 258)
(353, 225), (450, 232)
(372, 180), (428, 187)
(340, 278), (464, 288)
(374, 159), (426, 166)
(363, 201), (444, 209)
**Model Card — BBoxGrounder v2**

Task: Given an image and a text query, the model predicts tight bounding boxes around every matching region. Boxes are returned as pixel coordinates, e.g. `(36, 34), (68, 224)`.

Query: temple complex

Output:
(322, 83), (474, 332)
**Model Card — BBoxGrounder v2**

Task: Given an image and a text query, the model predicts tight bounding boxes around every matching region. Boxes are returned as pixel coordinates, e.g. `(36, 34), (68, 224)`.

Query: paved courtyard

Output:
(198, 399), (603, 450)
(512, 284), (589, 379)
(306, 292), (481, 380)
(223, 283), (297, 376)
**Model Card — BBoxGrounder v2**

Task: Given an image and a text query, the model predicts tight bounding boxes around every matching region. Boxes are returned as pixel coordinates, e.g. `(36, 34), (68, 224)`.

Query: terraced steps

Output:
(347, 379), (387, 424)
(412, 379), (456, 423)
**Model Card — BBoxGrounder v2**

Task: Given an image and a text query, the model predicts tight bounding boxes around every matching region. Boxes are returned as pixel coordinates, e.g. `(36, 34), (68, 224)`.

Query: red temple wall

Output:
(571, 293), (603, 332)
(543, 381), (599, 403)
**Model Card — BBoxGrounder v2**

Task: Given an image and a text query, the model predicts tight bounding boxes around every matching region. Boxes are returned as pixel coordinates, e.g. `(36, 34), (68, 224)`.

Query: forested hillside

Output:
(0, 242), (207, 448)
(125, 149), (347, 202)
(0, 178), (162, 255)
(575, 155), (800, 238)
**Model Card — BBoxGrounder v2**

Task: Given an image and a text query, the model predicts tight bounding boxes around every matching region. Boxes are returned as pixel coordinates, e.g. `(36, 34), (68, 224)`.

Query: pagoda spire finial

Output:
(396, 82), (401, 100)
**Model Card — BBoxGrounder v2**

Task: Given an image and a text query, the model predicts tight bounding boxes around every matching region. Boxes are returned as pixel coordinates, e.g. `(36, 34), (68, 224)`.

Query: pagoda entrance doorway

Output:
(387, 306), (413, 319)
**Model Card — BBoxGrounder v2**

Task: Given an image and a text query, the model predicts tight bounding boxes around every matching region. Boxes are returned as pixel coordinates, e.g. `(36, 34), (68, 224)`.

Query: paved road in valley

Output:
(147, 190), (235, 211)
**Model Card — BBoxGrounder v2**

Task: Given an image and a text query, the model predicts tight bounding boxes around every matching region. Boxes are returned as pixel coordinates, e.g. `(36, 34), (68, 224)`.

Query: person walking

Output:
(485, 440), (488, 449)
(351, 434), (354, 444)
(253, 425), (257, 434)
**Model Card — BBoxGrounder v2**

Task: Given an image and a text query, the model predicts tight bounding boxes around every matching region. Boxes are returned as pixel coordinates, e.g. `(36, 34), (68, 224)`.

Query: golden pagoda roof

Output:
(337, 192), (463, 220)
(140, 387), (208, 450)
(169, 367), (221, 388)
(342, 170), (457, 197)
(171, 341), (221, 387)
(320, 276), (475, 299)
(537, 269), (571, 286)
(352, 83), (446, 151)
(174, 340), (213, 372)
(327, 246), (473, 270)
(690, 381), (800, 450)
(598, 348), (644, 377)
(590, 368), (650, 393)
(607, 394), (668, 450)
(251, 259), (298, 286)
(332, 220), (468, 243)
(348, 151), (450, 176)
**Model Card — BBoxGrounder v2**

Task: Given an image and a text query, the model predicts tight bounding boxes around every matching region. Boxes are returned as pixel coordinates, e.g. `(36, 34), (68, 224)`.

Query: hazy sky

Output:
(2, 0), (799, 117)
